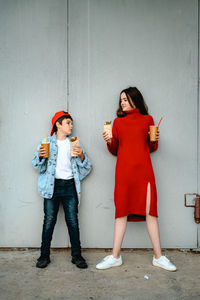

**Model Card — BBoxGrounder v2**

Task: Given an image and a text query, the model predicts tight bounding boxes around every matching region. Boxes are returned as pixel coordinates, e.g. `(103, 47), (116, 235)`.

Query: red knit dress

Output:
(107, 108), (158, 222)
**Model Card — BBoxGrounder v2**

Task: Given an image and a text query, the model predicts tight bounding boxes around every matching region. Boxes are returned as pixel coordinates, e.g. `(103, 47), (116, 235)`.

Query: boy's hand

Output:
(39, 146), (47, 158)
(72, 145), (85, 162)
(103, 131), (112, 145)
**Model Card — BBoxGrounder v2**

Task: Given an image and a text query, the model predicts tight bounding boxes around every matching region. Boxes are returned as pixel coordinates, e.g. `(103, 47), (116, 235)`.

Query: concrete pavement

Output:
(0, 249), (199, 300)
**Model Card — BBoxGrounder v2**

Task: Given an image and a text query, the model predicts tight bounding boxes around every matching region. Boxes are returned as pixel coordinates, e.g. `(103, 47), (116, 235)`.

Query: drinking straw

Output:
(157, 117), (163, 127)
(46, 134), (48, 143)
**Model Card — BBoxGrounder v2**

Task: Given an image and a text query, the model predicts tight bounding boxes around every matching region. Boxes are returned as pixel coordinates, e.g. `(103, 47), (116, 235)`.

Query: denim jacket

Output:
(32, 133), (92, 203)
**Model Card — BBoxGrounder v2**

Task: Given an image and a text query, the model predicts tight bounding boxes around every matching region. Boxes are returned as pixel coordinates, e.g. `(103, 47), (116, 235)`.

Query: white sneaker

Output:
(153, 255), (177, 271)
(96, 255), (122, 270)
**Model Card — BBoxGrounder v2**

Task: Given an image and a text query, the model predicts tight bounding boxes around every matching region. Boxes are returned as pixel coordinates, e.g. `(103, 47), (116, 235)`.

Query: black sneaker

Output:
(36, 255), (51, 268)
(71, 254), (88, 269)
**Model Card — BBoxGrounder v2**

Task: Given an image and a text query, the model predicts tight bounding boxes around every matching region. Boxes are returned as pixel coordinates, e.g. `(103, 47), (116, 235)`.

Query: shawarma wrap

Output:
(104, 121), (112, 138)
(70, 137), (79, 157)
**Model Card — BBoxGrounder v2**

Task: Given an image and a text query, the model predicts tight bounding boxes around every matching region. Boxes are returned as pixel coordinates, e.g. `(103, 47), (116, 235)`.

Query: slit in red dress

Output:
(127, 182), (151, 222)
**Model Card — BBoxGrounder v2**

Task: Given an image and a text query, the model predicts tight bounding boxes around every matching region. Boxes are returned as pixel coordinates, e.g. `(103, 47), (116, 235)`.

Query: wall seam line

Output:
(87, 0), (90, 109)
(197, 0), (200, 248)
(67, 0), (70, 111)
(67, 0), (70, 249)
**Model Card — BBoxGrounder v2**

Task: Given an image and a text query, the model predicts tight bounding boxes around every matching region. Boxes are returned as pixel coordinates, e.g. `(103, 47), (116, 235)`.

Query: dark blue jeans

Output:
(41, 178), (81, 257)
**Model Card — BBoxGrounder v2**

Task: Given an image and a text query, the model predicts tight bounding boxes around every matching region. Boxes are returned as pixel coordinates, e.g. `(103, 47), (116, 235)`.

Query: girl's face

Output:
(120, 92), (135, 112)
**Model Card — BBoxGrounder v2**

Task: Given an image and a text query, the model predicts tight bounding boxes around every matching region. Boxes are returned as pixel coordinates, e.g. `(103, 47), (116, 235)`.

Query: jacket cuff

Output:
(76, 154), (89, 167)
(34, 156), (46, 166)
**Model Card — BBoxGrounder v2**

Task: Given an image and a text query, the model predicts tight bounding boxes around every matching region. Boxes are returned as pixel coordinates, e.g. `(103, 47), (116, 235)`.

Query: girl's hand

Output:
(156, 130), (160, 142)
(103, 131), (112, 145)
(148, 130), (160, 142)
(72, 145), (84, 162)
(39, 146), (47, 158)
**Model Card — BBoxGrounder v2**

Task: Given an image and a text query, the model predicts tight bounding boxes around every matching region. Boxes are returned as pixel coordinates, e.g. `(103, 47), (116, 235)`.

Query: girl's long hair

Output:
(117, 87), (149, 117)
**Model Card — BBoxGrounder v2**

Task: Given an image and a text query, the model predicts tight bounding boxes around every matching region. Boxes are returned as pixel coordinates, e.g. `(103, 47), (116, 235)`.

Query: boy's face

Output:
(56, 118), (73, 136)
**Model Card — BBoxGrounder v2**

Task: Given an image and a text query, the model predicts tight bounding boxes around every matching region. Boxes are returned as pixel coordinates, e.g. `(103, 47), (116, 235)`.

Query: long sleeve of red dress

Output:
(148, 116), (158, 153)
(107, 119), (119, 156)
(107, 109), (158, 222)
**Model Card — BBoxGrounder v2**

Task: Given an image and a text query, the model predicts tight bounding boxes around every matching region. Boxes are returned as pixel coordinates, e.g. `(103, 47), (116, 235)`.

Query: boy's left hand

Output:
(72, 145), (85, 162)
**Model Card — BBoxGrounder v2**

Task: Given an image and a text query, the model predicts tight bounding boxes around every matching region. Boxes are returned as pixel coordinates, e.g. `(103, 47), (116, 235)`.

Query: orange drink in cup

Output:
(41, 142), (50, 158)
(149, 117), (163, 142)
(149, 126), (158, 142)
(41, 135), (50, 158)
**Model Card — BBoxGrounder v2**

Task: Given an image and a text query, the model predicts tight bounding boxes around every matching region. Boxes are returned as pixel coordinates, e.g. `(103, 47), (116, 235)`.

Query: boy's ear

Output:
(55, 121), (60, 130)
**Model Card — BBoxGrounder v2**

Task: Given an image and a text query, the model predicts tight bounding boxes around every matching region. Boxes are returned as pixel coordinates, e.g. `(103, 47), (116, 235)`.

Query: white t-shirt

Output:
(55, 139), (73, 180)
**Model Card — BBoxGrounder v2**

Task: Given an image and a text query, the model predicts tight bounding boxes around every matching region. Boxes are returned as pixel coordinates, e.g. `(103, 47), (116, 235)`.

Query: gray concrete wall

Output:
(0, 0), (69, 247)
(69, 0), (199, 249)
(0, 0), (199, 248)
(198, 0), (200, 248)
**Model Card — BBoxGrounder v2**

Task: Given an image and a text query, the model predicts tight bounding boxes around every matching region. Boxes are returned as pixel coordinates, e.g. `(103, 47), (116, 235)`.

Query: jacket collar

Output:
(51, 133), (72, 143)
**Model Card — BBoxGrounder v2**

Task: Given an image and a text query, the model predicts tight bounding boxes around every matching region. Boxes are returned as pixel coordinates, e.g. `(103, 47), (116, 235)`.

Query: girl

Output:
(96, 87), (176, 271)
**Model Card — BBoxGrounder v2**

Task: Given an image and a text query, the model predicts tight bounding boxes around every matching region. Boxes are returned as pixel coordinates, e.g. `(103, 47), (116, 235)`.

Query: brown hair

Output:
(53, 115), (73, 133)
(117, 87), (149, 117)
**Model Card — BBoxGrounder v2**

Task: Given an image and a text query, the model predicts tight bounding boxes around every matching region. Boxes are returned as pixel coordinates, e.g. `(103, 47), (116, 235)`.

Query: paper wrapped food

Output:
(70, 137), (79, 157)
(104, 121), (112, 138)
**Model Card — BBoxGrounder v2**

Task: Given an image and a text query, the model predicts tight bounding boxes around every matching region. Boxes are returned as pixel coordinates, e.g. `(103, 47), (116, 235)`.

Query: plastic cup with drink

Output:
(41, 135), (50, 158)
(149, 117), (163, 142)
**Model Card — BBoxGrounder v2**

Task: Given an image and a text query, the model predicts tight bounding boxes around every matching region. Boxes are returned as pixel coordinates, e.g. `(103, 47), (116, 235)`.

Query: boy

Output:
(32, 111), (92, 269)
